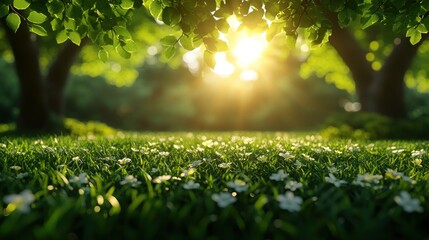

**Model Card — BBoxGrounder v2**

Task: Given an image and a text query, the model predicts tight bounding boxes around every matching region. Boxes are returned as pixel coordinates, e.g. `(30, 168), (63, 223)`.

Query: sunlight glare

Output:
(240, 70), (258, 82)
(183, 48), (201, 74)
(213, 53), (235, 77)
(233, 35), (267, 66)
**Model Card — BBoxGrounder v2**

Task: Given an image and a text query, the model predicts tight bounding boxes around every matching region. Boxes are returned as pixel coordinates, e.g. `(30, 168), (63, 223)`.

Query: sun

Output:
(211, 33), (268, 79)
(233, 34), (267, 67)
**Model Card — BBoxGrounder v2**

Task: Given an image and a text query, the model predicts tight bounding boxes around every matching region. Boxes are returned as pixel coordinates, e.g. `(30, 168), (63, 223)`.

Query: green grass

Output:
(1, 132), (428, 239)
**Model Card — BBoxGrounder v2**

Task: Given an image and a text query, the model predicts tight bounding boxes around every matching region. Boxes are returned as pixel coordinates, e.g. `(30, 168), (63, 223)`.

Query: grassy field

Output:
(1, 132), (428, 239)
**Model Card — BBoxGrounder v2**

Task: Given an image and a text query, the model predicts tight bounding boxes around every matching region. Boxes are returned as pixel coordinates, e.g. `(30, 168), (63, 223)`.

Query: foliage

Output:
(321, 112), (429, 140)
(63, 118), (117, 136)
(1, 133), (429, 239)
(1, 0), (428, 66)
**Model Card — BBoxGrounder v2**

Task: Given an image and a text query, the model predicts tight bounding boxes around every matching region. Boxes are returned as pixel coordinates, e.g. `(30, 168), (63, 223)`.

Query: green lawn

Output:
(1, 132), (428, 239)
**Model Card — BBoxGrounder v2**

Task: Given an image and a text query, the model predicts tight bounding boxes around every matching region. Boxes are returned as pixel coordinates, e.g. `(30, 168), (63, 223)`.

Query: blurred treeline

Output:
(1, 55), (348, 131)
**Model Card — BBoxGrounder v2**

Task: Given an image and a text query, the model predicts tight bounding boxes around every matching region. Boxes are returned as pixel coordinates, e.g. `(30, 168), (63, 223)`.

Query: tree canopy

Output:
(2, 0), (428, 64)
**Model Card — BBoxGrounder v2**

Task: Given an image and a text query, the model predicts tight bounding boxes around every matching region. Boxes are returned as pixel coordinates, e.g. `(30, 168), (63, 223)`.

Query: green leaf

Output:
(122, 39), (138, 53)
(196, 18), (216, 36)
(50, 19), (61, 31)
(361, 14), (379, 29)
(47, 0), (65, 15)
(113, 26), (131, 38)
(162, 7), (182, 26)
(216, 19), (230, 33)
(6, 13), (21, 33)
(0, 4), (9, 18)
(203, 37), (228, 52)
(179, 35), (195, 50)
(406, 28), (421, 45)
(68, 31), (81, 46)
(215, 39), (228, 52)
(116, 44), (132, 59)
(149, 0), (162, 19)
(98, 49), (109, 62)
(120, 0), (134, 9)
(29, 24), (48, 36)
(56, 30), (68, 44)
(64, 18), (76, 30)
(161, 46), (176, 60)
(203, 37), (217, 52)
(160, 35), (177, 47)
(416, 24), (428, 34)
(203, 50), (216, 69)
(27, 11), (47, 24)
(13, 0), (30, 10)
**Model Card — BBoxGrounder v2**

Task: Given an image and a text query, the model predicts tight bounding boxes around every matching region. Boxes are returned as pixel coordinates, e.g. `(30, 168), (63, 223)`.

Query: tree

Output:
(0, 1), (164, 131)
(2, 0), (428, 133)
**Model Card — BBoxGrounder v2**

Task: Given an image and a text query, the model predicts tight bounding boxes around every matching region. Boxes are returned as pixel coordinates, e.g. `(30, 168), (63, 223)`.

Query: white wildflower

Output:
(227, 179), (249, 192)
(10, 166), (21, 171)
(120, 175), (141, 187)
(277, 191), (303, 212)
(285, 180), (303, 191)
(16, 172), (29, 179)
(412, 158), (422, 167)
(158, 151), (170, 156)
(301, 154), (314, 161)
(270, 170), (288, 181)
(3, 190), (35, 214)
(385, 168), (403, 180)
(279, 152), (294, 159)
(190, 160), (203, 167)
(391, 149), (405, 154)
(183, 180), (200, 190)
(385, 169), (415, 183)
(153, 175), (171, 184)
(69, 173), (89, 185)
(411, 149), (426, 158)
(394, 191), (423, 213)
(325, 173), (347, 187)
(180, 168), (196, 177)
(118, 157), (131, 165)
(212, 192), (236, 208)
(218, 162), (232, 168)
(352, 173), (382, 188)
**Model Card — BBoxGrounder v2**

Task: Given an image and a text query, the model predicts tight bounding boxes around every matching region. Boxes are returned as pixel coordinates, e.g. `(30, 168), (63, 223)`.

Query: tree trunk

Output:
(329, 21), (375, 112)
(2, 21), (49, 131)
(46, 39), (88, 117)
(372, 36), (427, 118)
(329, 22), (427, 118)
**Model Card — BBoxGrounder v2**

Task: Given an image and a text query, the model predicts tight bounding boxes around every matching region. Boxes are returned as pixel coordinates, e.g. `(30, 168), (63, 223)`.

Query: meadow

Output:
(1, 132), (428, 239)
